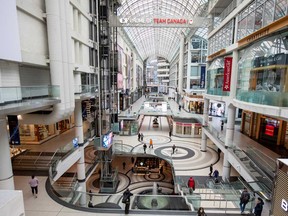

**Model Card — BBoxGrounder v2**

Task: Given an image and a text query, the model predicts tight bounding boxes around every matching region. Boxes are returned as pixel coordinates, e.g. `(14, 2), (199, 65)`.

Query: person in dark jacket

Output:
(239, 187), (250, 213)
(254, 197), (264, 216)
(122, 188), (133, 214)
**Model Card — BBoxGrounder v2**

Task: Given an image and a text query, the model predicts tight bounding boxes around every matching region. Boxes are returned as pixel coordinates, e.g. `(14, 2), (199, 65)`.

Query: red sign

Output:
(265, 125), (274, 136)
(153, 18), (193, 25)
(223, 57), (233, 92)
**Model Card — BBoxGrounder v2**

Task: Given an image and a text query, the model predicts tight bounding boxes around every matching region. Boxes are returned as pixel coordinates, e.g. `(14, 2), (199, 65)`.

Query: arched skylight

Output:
(117, 0), (208, 61)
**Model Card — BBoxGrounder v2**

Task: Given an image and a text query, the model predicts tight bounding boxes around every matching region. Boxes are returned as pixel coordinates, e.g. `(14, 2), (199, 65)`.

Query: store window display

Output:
(237, 33), (288, 106)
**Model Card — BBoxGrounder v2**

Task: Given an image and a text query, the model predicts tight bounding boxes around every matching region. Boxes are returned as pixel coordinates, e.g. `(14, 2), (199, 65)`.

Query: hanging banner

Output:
(8, 115), (20, 145)
(223, 57), (233, 91)
(200, 66), (206, 89)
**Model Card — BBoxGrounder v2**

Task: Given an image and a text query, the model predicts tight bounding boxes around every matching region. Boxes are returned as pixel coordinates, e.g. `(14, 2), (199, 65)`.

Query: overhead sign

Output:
(113, 15), (209, 28)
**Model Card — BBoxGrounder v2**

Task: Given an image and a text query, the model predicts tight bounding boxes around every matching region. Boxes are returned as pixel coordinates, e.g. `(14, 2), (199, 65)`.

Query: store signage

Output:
(223, 57), (233, 92)
(119, 17), (194, 25)
(281, 199), (288, 212)
(265, 125), (274, 136)
(115, 16), (209, 28)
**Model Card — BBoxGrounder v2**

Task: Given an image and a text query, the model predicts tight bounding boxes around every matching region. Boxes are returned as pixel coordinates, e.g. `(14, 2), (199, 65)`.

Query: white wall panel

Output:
(17, 9), (48, 65)
(0, 0), (22, 62)
(19, 66), (50, 86)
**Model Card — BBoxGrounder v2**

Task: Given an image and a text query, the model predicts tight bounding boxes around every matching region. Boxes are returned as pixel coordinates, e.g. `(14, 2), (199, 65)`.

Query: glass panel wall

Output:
(208, 20), (234, 55)
(206, 58), (229, 96)
(237, 0), (288, 41)
(236, 33), (288, 106)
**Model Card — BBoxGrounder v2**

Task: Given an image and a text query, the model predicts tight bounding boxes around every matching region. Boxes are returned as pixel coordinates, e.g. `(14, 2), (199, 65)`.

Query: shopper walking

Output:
(239, 187), (250, 214)
(149, 139), (153, 149)
(28, 175), (39, 198)
(187, 177), (195, 194)
(172, 144), (176, 154)
(122, 188), (133, 214)
(169, 130), (172, 138)
(140, 133), (144, 141)
(138, 133), (141, 141)
(143, 143), (147, 154)
(254, 197), (264, 216)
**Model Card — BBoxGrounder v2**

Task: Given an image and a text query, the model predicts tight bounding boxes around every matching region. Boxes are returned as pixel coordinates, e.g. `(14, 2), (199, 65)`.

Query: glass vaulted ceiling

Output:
(118, 0), (208, 62)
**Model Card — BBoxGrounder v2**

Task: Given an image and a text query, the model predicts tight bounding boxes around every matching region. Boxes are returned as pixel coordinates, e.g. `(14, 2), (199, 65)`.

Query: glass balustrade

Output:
(0, 85), (60, 105)
(74, 85), (98, 94)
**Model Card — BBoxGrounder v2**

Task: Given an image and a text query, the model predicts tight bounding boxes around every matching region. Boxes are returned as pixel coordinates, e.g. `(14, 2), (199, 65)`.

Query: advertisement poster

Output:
(223, 57), (233, 91)
(200, 66), (206, 88)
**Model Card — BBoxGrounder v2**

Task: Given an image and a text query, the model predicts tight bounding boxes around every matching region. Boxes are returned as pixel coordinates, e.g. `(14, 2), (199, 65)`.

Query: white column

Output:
(222, 49), (238, 181)
(0, 118), (14, 190)
(133, 52), (137, 92)
(203, 98), (209, 126)
(201, 98), (209, 151)
(230, 50), (238, 99)
(222, 104), (236, 182)
(178, 33), (185, 92)
(75, 101), (86, 206)
(75, 101), (84, 143)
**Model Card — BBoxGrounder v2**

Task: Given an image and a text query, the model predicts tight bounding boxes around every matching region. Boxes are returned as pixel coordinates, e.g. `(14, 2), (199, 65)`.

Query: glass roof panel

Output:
(118, 0), (209, 61)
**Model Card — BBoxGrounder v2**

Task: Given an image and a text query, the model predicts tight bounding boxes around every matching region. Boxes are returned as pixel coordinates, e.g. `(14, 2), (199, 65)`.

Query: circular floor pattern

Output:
(154, 146), (195, 160)
(144, 173), (165, 181)
(141, 135), (171, 145)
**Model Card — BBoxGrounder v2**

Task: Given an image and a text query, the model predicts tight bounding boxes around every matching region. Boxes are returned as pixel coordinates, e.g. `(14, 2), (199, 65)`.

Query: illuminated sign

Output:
(281, 199), (288, 212)
(265, 124), (274, 136)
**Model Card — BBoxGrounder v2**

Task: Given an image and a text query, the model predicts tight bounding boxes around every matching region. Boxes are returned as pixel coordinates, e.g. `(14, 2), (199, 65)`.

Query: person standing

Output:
(221, 120), (224, 131)
(28, 175), (39, 198)
(209, 164), (213, 177)
(239, 187), (250, 214)
(122, 162), (126, 170)
(187, 177), (195, 194)
(149, 139), (153, 149)
(138, 133), (141, 141)
(254, 197), (264, 216)
(122, 188), (133, 214)
(143, 143), (147, 154)
(172, 144), (176, 154)
(178, 105), (181, 111)
(169, 130), (172, 138)
(131, 157), (135, 164)
(140, 133), (144, 141)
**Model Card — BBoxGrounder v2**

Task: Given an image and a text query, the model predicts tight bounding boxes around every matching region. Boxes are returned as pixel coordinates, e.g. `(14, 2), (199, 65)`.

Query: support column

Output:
(75, 101), (86, 206)
(0, 118), (14, 190)
(222, 104), (236, 182)
(177, 33), (185, 93)
(222, 49), (238, 182)
(201, 98), (209, 151)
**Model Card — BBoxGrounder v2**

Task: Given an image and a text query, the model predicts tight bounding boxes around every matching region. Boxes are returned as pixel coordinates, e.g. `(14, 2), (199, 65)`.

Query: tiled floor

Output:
(13, 96), (275, 216)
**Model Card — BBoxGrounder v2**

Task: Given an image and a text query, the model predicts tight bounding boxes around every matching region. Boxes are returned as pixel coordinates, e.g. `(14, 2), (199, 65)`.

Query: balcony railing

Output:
(0, 85), (60, 104)
(74, 85), (98, 94)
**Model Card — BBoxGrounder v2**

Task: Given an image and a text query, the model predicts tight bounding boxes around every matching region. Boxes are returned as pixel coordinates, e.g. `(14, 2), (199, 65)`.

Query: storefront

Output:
(183, 94), (204, 114)
(237, 33), (288, 107)
(241, 111), (288, 154)
(172, 117), (202, 138)
(119, 117), (138, 136)
(19, 124), (57, 144)
(19, 117), (73, 144)
(209, 101), (225, 117)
